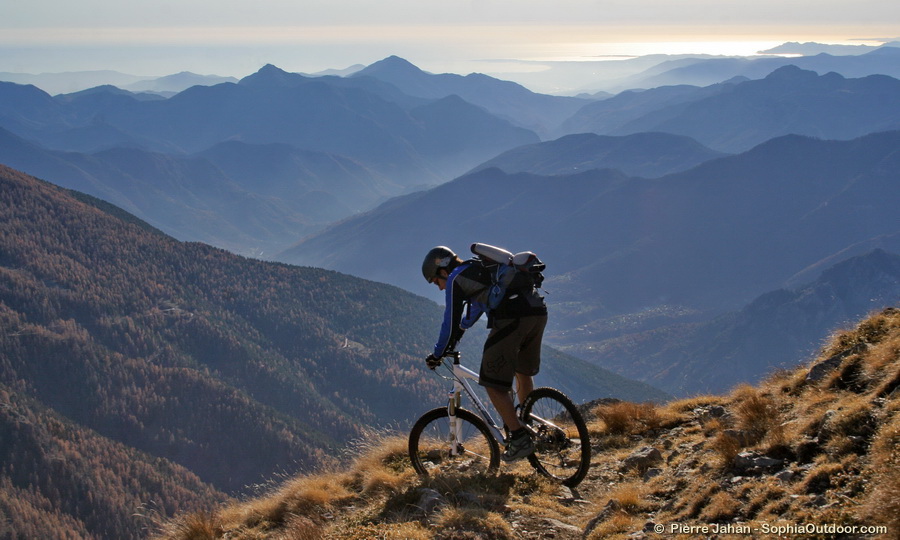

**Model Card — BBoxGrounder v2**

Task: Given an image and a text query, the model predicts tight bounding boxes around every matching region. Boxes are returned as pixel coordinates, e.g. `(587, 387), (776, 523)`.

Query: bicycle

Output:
(408, 351), (591, 487)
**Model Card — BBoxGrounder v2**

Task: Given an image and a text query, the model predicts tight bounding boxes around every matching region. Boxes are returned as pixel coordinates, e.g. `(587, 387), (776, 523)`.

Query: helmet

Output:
(422, 246), (457, 282)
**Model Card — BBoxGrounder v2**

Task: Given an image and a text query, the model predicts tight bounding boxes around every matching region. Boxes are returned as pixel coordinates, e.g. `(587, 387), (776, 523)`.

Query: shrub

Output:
(731, 385), (780, 444)
(594, 402), (661, 435)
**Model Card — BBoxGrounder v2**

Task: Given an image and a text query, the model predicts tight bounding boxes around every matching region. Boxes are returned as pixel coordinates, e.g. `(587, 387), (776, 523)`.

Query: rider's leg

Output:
(486, 386), (524, 431)
(515, 373), (534, 405)
(480, 317), (541, 433)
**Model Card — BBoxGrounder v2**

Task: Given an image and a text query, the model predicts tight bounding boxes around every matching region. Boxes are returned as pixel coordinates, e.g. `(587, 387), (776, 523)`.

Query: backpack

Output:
(469, 243), (545, 311)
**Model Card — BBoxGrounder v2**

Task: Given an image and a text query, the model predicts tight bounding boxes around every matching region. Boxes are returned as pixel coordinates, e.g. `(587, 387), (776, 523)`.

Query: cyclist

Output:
(421, 245), (548, 462)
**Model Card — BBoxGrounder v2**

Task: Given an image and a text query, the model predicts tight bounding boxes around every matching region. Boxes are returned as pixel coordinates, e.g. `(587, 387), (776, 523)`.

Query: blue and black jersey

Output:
(432, 259), (547, 357)
(433, 261), (489, 358)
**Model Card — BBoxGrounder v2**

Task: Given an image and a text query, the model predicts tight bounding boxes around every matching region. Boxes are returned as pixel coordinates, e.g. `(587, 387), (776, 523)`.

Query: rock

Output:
(454, 490), (480, 507)
(733, 451), (783, 473)
(796, 437), (821, 463)
(584, 499), (621, 537)
(707, 405), (728, 418)
(817, 410), (837, 440)
(807, 343), (867, 382)
(666, 449), (680, 464)
(643, 467), (663, 481)
(543, 518), (582, 534)
(694, 404), (732, 426)
(415, 488), (447, 514)
(775, 469), (796, 483)
(723, 429), (754, 446)
(622, 446), (663, 472)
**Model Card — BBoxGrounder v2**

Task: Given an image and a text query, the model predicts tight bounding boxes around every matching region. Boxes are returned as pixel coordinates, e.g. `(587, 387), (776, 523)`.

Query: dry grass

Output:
(665, 395), (723, 413)
(708, 430), (743, 467)
(585, 512), (638, 540)
(274, 515), (322, 540)
(698, 490), (741, 523)
(153, 309), (900, 540)
(731, 384), (781, 444)
(433, 507), (515, 539)
(155, 511), (223, 540)
(593, 401), (666, 435)
(606, 482), (648, 514)
(863, 414), (900, 533)
(742, 480), (787, 518)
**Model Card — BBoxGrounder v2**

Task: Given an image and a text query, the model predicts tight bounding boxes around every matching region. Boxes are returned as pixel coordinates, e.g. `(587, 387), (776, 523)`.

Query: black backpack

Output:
(469, 243), (545, 311)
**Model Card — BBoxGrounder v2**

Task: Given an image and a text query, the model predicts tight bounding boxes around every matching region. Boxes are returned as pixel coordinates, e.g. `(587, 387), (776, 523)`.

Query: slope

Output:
(469, 132), (727, 178)
(0, 386), (228, 540)
(2, 163), (409, 494)
(553, 249), (900, 396)
(153, 308), (900, 539)
(0, 127), (330, 256)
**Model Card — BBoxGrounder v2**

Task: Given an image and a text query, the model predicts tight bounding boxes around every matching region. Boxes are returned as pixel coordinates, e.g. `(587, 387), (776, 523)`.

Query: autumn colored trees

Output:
(0, 164), (444, 537)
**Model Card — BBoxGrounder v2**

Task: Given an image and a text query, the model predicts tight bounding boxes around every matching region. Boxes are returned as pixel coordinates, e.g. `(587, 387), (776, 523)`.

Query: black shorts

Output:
(478, 315), (548, 390)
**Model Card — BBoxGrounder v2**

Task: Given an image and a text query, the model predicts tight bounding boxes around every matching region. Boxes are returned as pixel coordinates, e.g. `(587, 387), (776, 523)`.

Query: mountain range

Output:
(0, 163), (666, 537)
(621, 45), (900, 92)
(352, 55), (591, 138)
(0, 63), (538, 185)
(277, 130), (900, 381)
(6, 42), (899, 98)
(491, 43), (900, 95)
(279, 130), (900, 306)
(2, 62), (896, 260)
(559, 65), (900, 152)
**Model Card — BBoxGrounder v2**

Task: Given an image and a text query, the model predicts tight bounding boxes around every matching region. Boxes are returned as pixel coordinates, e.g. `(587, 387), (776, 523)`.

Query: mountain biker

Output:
(421, 245), (548, 462)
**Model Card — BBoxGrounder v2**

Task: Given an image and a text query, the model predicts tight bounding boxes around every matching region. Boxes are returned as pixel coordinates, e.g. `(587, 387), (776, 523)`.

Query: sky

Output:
(2, 0), (898, 87)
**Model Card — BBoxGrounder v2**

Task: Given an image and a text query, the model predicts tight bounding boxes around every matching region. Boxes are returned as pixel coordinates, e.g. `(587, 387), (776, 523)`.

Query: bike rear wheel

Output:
(520, 387), (591, 487)
(408, 407), (500, 476)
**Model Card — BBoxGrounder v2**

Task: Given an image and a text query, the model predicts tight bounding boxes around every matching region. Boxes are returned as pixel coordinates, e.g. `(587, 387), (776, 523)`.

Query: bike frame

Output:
(438, 352), (507, 448)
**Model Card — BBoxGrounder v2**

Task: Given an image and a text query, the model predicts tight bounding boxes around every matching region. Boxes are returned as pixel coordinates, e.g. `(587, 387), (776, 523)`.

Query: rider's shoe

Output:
(502, 429), (534, 462)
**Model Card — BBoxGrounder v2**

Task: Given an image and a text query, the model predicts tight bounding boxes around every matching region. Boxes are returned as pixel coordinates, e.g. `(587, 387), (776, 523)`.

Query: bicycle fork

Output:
(447, 387), (464, 456)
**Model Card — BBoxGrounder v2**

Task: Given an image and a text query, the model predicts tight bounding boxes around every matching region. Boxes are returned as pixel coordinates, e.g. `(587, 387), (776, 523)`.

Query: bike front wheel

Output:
(520, 387), (591, 487)
(408, 407), (501, 477)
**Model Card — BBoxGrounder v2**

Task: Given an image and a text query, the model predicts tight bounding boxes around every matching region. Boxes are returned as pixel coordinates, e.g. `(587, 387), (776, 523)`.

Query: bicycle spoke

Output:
(521, 388), (591, 487)
(409, 407), (500, 477)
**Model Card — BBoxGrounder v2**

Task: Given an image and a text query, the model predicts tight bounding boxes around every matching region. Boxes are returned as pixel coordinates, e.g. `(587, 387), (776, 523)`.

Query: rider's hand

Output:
(425, 354), (442, 370)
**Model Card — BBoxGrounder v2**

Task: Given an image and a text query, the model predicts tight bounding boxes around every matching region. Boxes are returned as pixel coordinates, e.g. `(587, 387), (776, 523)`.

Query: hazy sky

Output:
(2, 0), (898, 80)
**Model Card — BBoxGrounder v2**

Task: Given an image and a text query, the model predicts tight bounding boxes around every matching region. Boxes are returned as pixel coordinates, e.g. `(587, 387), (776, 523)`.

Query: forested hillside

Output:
(0, 164), (664, 537)
(0, 389), (227, 539)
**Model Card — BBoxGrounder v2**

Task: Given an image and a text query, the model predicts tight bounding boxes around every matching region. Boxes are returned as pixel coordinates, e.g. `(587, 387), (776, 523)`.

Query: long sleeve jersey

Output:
(432, 261), (489, 358)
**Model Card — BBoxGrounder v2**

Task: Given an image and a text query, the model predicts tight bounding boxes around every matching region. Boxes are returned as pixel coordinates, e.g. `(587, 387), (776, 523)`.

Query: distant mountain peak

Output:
(356, 56), (427, 77)
(239, 64), (306, 87)
(764, 64), (816, 80)
(258, 63), (288, 75)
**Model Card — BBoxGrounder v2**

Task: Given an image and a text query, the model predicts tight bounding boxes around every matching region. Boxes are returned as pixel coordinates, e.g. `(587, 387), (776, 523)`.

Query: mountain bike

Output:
(408, 351), (591, 487)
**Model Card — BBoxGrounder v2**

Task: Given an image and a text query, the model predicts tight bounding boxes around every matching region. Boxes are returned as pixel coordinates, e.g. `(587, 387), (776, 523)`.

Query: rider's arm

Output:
(433, 266), (467, 357)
